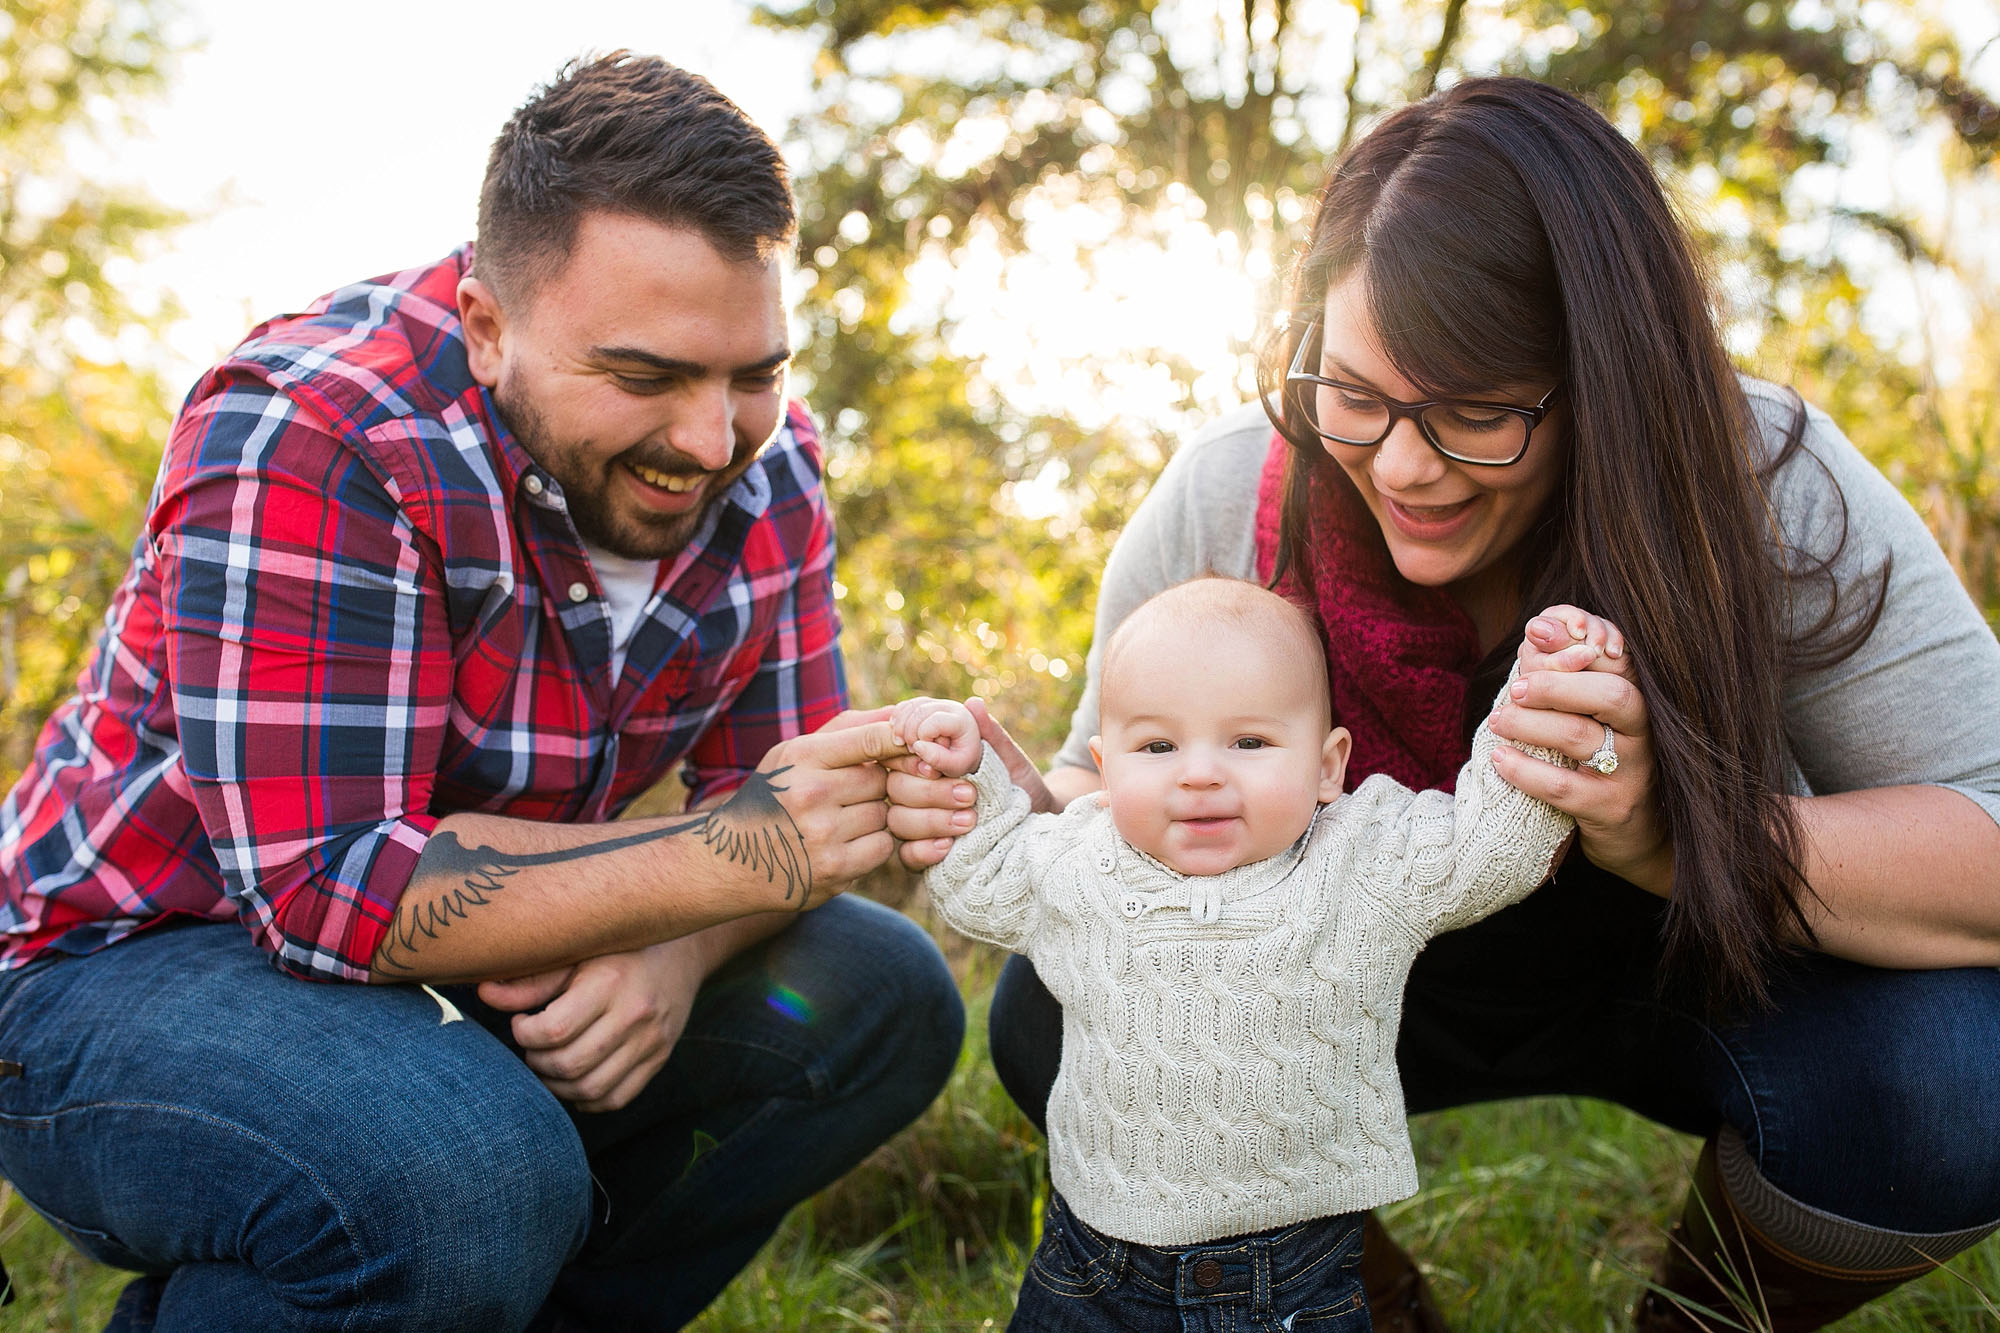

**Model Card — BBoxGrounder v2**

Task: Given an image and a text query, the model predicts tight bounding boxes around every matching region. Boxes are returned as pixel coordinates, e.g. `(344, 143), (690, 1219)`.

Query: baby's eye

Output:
(1141, 740), (1176, 755)
(1233, 737), (1270, 750)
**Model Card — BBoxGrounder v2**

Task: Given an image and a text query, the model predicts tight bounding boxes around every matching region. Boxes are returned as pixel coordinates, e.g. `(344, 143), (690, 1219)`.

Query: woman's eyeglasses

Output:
(1285, 320), (1560, 467)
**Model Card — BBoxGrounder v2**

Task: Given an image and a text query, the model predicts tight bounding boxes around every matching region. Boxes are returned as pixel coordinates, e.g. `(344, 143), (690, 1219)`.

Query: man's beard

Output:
(495, 381), (733, 561)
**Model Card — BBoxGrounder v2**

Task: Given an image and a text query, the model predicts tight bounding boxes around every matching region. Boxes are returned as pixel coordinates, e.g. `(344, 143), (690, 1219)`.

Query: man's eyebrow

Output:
(589, 345), (792, 376)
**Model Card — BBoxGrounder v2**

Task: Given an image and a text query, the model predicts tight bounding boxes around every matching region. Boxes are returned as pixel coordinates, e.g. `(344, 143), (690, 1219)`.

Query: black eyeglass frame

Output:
(1284, 319), (1561, 467)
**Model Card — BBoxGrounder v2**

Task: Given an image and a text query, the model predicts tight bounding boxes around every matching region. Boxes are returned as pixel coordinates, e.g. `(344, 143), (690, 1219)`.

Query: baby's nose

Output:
(1177, 755), (1224, 786)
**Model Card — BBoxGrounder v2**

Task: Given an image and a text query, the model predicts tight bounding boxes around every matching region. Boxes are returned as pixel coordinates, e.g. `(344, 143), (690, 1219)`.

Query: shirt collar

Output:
(1086, 804), (1324, 915)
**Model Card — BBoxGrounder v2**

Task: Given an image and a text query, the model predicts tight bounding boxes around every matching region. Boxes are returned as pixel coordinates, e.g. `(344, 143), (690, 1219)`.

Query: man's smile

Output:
(626, 460), (703, 494)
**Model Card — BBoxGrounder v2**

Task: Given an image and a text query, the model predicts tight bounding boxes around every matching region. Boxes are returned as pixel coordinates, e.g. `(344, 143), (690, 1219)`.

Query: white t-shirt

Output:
(583, 541), (661, 681)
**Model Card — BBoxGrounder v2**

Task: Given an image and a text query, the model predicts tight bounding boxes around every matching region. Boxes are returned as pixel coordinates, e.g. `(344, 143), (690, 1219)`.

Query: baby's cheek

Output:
(1102, 788), (1161, 857)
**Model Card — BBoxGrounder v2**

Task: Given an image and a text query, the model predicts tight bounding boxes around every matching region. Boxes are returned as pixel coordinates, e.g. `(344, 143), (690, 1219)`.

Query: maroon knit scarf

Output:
(1253, 431), (1483, 792)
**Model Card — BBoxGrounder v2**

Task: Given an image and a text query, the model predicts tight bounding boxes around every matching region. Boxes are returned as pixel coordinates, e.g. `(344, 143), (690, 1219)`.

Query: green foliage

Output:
(0, 0), (186, 785)
(759, 0), (2000, 763)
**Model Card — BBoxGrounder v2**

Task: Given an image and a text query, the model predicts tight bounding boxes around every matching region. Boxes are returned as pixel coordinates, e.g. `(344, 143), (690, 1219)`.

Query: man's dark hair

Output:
(475, 51), (795, 305)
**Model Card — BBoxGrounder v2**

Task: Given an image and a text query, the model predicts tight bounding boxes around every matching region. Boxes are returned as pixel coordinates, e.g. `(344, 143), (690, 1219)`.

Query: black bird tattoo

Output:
(374, 768), (811, 976)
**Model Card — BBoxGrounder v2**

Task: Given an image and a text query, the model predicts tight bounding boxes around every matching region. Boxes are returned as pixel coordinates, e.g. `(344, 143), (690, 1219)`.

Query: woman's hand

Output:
(1487, 604), (1673, 895)
(885, 698), (1055, 869)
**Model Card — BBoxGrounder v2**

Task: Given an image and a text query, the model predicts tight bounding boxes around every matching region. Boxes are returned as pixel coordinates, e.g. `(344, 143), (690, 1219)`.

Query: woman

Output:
(890, 77), (2000, 1329)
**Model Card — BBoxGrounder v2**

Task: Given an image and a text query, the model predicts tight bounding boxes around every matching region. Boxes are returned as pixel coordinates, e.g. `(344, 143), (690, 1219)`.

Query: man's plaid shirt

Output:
(0, 247), (846, 982)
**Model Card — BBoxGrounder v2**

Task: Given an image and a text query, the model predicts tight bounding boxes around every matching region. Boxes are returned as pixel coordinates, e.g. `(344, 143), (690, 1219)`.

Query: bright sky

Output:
(110, 0), (2000, 409)
(123, 0), (818, 379)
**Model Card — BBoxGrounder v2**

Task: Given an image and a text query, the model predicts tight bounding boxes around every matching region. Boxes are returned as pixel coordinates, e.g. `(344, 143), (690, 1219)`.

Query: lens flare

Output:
(765, 985), (814, 1024)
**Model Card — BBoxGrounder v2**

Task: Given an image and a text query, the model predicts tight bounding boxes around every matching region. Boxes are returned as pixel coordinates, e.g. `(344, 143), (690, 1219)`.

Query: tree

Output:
(0, 0), (186, 784)
(755, 0), (2000, 748)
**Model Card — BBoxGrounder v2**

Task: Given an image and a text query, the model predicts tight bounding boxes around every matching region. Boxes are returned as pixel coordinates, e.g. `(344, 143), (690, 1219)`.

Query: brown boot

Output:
(1361, 1211), (1449, 1333)
(1633, 1137), (1943, 1332)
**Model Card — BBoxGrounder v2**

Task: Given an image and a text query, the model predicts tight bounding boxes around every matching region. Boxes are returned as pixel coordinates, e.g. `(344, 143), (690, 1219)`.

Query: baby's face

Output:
(1092, 624), (1348, 876)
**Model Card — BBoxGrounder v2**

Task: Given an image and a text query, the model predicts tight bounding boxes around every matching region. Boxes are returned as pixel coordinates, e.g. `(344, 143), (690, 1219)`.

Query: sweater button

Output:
(1096, 852), (1115, 872)
(1120, 895), (1144, 918)
(1192, 1257), (1223, 1289)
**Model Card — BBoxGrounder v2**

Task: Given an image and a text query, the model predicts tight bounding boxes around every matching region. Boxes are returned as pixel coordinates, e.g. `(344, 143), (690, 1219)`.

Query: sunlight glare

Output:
(913, 188), (1267, 439)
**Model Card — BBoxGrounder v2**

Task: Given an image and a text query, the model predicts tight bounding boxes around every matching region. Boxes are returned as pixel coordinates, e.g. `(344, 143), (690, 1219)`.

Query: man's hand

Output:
(751, 708), (914, 908)
(478, 938), (705, 1113)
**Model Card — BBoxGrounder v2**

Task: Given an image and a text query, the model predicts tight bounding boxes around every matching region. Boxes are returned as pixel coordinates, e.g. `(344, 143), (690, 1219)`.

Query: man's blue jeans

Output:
(993, 858), (2000, 1234)
(0, 895), (964, 1332)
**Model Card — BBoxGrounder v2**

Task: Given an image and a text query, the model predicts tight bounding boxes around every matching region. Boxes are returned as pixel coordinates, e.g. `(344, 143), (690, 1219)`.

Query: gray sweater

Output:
(1052, 382), (2000, 830)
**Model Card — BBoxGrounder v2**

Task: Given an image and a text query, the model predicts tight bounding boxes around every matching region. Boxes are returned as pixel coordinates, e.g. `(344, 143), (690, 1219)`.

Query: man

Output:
(0, 53), (962, 1332)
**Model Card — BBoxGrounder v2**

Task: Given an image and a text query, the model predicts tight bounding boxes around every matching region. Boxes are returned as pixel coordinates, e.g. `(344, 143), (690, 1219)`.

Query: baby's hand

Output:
(889, 697), (983, 779)
(1518, 604), (1631, 678)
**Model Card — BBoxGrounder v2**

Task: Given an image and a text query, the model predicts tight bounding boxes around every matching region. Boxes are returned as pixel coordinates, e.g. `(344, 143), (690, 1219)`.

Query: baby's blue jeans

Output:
(1011, 1191), (1370, 1333)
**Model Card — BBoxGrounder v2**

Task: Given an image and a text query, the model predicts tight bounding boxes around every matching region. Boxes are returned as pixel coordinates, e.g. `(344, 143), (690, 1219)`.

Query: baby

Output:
(891, 576), (1615, 1331)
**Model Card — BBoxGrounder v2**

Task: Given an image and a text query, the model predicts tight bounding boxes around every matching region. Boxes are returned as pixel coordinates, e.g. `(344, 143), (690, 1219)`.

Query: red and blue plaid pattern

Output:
(0, 248), (845, 981)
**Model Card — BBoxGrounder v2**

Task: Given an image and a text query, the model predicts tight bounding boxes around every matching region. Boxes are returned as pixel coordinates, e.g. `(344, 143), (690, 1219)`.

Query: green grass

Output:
(6, 951), (1997, 1331)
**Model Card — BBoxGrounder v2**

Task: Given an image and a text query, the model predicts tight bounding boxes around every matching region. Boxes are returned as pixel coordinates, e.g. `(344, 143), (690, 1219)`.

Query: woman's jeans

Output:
(0, 895), (965, 1332)
(1012, 1192), (1370, 1333)
(991, 856), (2000, 1234)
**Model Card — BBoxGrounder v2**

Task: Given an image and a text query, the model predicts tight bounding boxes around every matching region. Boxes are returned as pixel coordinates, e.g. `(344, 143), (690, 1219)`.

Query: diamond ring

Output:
(1584, 724), (1619, 775)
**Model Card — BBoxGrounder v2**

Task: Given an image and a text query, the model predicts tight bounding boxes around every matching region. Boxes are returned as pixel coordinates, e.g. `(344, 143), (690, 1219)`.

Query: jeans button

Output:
(1192, 1257), (1223, 1289)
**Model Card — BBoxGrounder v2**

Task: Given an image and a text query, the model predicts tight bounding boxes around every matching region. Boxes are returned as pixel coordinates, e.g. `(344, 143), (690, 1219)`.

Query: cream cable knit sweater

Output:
(928, 683), (1573, 1246)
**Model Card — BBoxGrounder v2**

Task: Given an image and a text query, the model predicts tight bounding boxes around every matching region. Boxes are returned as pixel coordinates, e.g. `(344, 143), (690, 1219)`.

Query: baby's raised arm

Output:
(889, 697), (984, 778)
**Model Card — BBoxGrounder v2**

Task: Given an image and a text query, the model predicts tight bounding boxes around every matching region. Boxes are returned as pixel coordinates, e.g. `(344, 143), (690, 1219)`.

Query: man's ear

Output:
(457, 275), (509, 389)
(1319, 726), (1352, 802)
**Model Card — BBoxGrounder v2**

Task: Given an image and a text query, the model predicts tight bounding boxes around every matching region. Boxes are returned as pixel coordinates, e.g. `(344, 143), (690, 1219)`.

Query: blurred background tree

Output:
(0, 0), (184, 786)
(4, 0), (1997, 778)
(757, 0), (2000, 769)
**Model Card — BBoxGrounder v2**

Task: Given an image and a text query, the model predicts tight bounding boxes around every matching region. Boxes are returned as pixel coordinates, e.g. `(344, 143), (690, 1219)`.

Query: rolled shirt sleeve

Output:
(156, 386), (447, 980)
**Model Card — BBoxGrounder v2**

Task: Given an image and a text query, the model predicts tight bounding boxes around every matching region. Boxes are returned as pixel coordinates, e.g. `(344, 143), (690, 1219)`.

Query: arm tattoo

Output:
(374, 768), (812, 976)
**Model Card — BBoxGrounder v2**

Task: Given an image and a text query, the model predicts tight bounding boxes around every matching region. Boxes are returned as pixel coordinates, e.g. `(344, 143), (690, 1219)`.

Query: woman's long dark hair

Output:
(1255, 77), (1884, 1012)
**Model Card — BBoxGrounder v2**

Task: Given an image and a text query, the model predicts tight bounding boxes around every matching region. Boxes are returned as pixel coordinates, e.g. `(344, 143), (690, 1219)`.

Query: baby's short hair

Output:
(1102, 576), (1331, 726)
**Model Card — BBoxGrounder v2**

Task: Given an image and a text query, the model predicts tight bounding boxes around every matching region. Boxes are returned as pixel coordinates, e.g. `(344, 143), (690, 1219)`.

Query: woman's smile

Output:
(1378, 494), (1479, 540)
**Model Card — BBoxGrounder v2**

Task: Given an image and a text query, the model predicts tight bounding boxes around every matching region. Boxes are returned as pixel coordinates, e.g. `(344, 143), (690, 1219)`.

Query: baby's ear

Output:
(1319, 727), (1352, 802)
(1088, 736), (1104, 773)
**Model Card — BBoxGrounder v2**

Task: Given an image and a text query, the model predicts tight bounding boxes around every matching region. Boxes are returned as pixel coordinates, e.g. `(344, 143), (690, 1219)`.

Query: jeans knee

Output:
(1735, 964), (2000, 1230)
(795, 897), (964, 1123)
(341, 1083), (590, 1331)
(862, 904), (966, 1106)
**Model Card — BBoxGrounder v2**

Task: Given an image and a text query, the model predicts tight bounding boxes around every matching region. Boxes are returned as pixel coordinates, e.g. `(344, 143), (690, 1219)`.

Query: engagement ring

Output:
(1585, 724), (1619, 775)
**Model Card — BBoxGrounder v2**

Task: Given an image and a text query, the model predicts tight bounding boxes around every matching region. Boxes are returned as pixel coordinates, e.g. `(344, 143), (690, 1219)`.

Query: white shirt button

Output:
(523, 474), (545, 496)
(567, 581), (591, 603)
